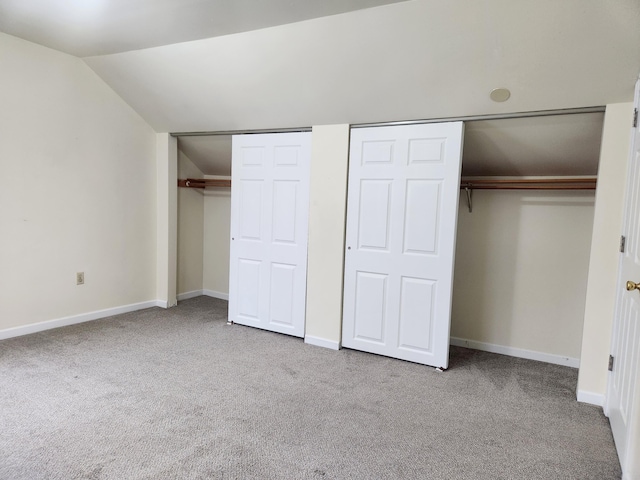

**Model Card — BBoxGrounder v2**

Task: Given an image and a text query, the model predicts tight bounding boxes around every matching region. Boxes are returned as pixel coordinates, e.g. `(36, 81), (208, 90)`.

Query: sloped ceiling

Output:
(178, 112), (605, 177)
(461, 112), (604, 177)
(82, 0), (640, 134)
(1, 0), (637, 177)
(178, 135), (232, 176)
(0, 0), (409, 57)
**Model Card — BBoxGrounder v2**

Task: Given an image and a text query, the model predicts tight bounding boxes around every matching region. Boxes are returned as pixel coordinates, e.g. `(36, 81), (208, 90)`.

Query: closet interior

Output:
(175, 110), (605, 368)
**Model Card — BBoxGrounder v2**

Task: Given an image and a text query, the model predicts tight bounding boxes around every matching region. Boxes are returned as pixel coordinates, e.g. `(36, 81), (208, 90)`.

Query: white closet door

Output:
(607, 78), (640, 475)
(342, 123), (464, 368)
(228, 132), (311, 338)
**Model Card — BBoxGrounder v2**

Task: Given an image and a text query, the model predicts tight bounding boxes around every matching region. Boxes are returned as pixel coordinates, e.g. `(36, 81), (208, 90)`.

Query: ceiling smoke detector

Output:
(490, 88), (511, 102)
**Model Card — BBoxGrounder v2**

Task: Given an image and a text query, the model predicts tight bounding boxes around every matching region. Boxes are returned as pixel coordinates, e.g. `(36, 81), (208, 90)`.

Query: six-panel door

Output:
(228, 132), (311, 338)
(342, 123), (464, 368)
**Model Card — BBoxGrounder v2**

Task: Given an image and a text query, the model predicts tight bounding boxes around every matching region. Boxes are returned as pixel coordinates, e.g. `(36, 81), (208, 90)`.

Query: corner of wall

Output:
(577, 102), (634, 401)
(0, 33), (159, 330)
(156, 133), (178, 307)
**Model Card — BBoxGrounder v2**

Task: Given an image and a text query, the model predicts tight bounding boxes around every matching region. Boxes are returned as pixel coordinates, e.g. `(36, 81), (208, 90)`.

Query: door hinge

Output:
(634, 108), (638, 128)
(620, 235), (626, 253)
(608, 355), (614, 372)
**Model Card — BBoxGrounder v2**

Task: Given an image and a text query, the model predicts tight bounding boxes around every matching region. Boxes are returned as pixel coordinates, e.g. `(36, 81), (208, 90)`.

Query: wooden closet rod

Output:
(178, 177), (598, 190)
(178, 178), (231, 188)
(460, 177), (597, 190)
(460, 177), (597, 212)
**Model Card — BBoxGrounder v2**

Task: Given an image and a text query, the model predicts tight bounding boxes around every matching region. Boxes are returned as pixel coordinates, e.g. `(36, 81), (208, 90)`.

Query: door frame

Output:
(605, 77), (640, 477)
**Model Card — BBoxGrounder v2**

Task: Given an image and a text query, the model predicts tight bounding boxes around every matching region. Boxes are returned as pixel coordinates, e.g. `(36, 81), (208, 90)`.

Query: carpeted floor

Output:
(0, 296), (621, 479)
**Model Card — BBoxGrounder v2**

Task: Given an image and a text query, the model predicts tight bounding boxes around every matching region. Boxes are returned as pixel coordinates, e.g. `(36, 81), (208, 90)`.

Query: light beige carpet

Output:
(0, 296), (621, 479)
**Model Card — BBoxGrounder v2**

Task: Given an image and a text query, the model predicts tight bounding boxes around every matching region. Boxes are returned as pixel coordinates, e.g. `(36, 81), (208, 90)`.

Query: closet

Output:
(175, 109), (604, 368)
(451, 112), (601, 367)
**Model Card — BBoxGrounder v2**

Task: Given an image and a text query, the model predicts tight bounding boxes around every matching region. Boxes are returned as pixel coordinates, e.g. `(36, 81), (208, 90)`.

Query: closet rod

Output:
(460, 177), (597, 212)
(178, 178), (231, 188)
(462, 178), (596, 183)
(461, 184), (596, 190)
(178, 177), (598, 190)
(460, 177), (597, 190)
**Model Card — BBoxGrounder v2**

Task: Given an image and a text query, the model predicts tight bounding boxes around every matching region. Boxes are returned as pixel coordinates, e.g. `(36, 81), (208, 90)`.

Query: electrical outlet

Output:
(76, 272), (84, 285)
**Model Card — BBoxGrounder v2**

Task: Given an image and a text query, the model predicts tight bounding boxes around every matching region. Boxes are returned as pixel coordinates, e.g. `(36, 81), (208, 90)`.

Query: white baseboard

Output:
(450, 336), (580, 368)
(177, 290), (228, 302)
(203, 289), (229, 301)
(0, 300), (164, 341)
(576, 390), (605, 407)
(304, 335), (340, 351)
(177, 290), (204, 301)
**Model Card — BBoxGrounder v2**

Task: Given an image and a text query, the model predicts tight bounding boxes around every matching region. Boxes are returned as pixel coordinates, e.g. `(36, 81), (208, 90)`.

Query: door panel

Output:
(269, 262), (296, 327)
(272, 181), (298, 244)
(236, 259), (261, 322)
(238, 180), (263, 240)
(358, 180), (393, 251)
(398, 276), (435, 353)
(353, 271), (388, 344)
(403, 180), (441, 254)
(229, 132), (311, 338)
(342, 123), (464, 368)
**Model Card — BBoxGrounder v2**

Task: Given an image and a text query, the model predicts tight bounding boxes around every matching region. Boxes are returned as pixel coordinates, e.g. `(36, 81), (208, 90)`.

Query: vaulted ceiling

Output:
(178, 112), (605, 177)
(0, 0), (409, 57)
(1, 0), (638, 176)
(82, 0), (640, 134)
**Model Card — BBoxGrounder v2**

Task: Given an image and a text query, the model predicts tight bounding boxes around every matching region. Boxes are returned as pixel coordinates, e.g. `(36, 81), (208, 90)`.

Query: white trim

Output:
(176, 290), (229, 302)
(203, 289), (229, 301)
(577, 390), (605, 407)
(304, 335), (340, 351)
(0, 300), (163, 341)
(156, 299), (169, 309)
(450, 337), (580, 368)
(177, 290), (204, 301)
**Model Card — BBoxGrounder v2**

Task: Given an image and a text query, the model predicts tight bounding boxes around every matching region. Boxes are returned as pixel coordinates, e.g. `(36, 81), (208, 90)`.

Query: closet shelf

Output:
(460, 176), (597, 213)
(178, 178), (231, 188)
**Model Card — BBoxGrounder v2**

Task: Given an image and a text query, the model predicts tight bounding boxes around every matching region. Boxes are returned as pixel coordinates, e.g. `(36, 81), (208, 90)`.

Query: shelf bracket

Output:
(465, 186), (473, 213)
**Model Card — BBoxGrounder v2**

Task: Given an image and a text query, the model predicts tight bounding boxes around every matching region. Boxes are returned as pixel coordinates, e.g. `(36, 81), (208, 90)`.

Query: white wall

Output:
(156, 133), (178, 307)
(203, 178), (231, 298)
(577, 102), (634, 404)
(451, 189), (595, 365)
(177, 151), (204, 296)
(0, 32), (157, 332)
(304, 125), (350, 349)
